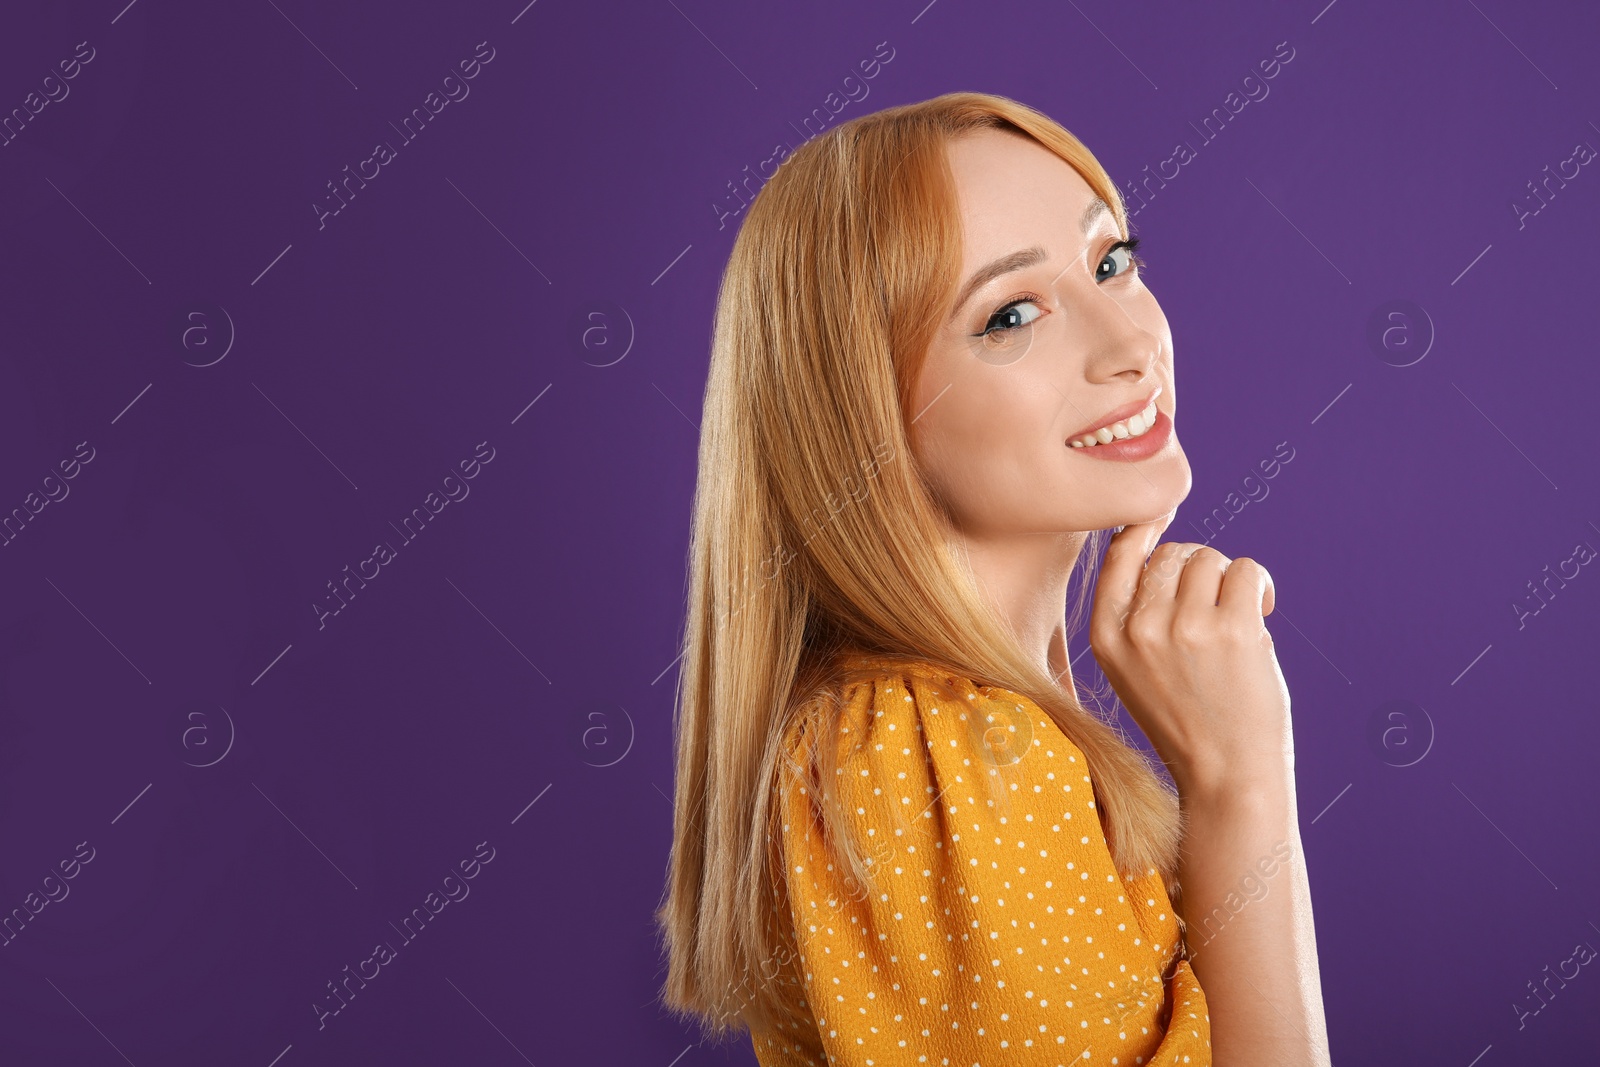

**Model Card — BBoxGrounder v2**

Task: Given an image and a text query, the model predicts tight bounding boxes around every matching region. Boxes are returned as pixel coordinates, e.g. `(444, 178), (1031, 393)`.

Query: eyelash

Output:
(975, 238), (1146, 337)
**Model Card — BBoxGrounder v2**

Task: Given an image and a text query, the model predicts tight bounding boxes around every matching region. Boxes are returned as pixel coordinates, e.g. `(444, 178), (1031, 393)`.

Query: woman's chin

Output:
(1124, 457), (1191, 520)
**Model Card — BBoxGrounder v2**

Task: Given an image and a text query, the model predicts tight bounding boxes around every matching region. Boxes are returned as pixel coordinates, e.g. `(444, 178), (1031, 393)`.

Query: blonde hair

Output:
(653, 90), (1183, 1041)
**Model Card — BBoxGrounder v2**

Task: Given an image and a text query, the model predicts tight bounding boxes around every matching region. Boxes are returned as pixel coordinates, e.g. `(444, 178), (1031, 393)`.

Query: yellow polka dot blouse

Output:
(750, 652), (1211, 1066)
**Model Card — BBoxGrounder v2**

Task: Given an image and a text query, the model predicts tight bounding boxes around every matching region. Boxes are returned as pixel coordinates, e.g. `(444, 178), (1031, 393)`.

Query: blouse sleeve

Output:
(774, 664), (1211, 1065)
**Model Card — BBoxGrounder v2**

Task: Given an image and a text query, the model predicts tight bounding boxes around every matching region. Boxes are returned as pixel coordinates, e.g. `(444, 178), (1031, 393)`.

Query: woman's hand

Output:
(1091, 513), (1332, 1065)
(1088, 511), (1293, 804)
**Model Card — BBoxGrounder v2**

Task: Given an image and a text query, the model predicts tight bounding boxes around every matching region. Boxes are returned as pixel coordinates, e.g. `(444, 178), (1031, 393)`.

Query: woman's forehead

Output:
(944, 130), (1114, 263)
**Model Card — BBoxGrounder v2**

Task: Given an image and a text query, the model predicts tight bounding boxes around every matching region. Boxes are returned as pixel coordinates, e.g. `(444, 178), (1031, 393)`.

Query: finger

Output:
(1131, 542), (1204, 622)
(1174, 546), (1232, 617)
(1092, 512), (1176, 633)
(1218, 557), (1274, 620)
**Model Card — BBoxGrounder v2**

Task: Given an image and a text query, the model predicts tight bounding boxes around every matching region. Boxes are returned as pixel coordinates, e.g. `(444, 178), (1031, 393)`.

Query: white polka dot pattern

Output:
(750, 653), (1212, 1066)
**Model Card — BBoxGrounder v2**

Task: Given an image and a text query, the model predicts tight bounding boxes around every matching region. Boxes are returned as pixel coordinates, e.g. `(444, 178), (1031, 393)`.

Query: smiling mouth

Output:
(1067, 397), (1161, 448)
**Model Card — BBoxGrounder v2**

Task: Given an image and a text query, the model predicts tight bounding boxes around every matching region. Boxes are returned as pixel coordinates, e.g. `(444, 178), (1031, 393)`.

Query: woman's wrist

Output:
(1174, 761), (1295, 820)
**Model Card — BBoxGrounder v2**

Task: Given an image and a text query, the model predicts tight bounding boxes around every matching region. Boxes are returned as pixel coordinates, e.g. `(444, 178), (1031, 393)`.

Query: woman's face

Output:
(908, 128), (1190, 539)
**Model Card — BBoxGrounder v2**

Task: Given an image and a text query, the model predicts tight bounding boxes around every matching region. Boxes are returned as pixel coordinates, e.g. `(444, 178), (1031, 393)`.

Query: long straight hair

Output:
(654, 91), (1184, 1041)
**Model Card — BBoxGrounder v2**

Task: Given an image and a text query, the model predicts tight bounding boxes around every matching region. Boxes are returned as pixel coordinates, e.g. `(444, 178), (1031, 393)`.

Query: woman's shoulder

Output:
(787, 646), (1062, 748)
(830, 648), (976, 686)
(782, 649), (1078, 772)
(768, 649), (1194, 1050)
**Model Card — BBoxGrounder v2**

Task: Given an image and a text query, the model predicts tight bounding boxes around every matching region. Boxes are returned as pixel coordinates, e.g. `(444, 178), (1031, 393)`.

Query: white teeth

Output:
(1069, 400), (1160, 448)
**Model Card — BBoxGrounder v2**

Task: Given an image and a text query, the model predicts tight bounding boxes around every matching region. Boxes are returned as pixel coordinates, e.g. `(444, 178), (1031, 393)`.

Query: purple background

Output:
(0, 0), (1596, 1062)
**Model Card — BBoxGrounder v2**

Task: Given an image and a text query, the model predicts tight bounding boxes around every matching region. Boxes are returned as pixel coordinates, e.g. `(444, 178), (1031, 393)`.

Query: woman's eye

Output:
(1096, 240), (1143, 281)
(980, 299), (1043, 336)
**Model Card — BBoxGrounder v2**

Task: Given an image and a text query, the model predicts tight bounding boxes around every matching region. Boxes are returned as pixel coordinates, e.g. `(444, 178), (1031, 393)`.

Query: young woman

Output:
(655, 91), (1331, 1066)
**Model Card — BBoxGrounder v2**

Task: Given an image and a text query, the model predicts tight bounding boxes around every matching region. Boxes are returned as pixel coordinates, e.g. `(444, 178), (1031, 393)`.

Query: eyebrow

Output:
(948, 196), (1115, 322)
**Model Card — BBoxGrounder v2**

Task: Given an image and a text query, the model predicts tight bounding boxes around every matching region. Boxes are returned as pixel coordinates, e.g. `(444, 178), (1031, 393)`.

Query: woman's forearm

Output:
(1173, 782), (1331, 1066)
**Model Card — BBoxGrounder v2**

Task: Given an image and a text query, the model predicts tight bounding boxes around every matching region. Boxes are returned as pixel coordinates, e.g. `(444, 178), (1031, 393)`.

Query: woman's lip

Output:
(1066, 386), (1162, 440)
(1069, 406), (1173, 460)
